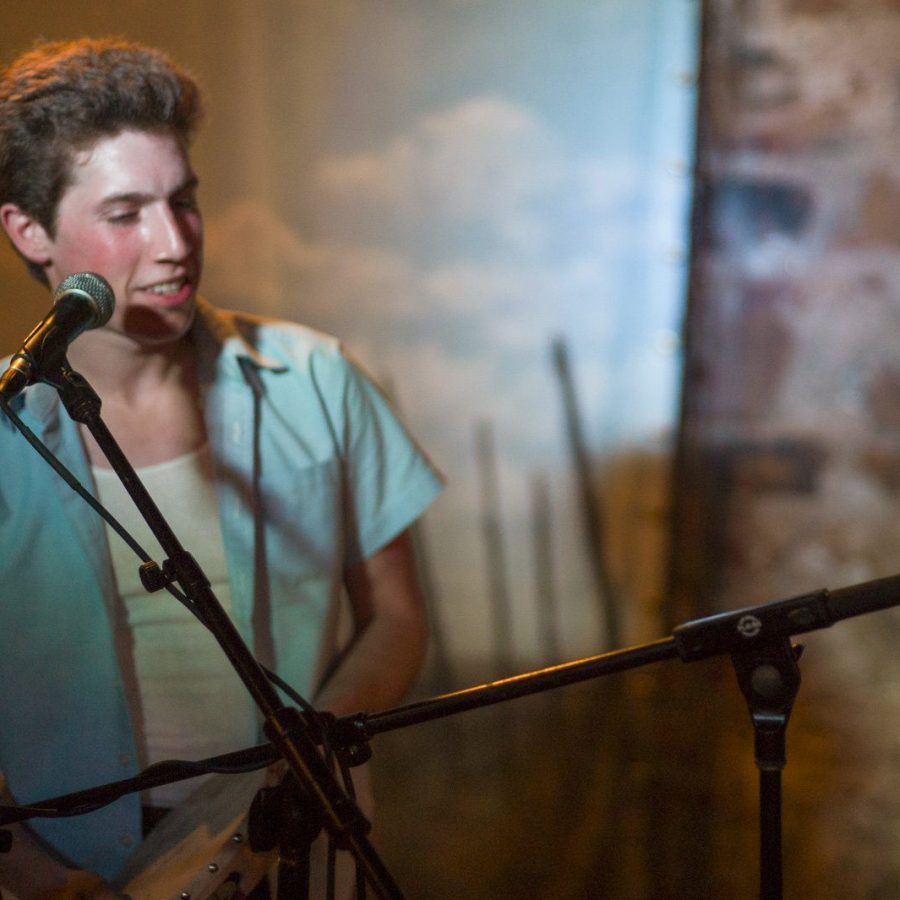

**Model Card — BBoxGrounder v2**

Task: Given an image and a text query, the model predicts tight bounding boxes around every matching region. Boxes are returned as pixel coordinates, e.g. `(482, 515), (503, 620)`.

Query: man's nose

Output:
(151, 204), (193, 261)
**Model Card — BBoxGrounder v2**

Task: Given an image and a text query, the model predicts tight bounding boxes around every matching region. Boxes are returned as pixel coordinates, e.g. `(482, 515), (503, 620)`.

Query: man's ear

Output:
(0, 203), (53, 266)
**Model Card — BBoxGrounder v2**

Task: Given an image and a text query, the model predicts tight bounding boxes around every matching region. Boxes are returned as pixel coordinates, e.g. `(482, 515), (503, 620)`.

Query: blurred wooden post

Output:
(410, 521), (454, 692)
(551, 335), (622, 649)
(475, 419), (515, 677)
(531, 470), (561, 663)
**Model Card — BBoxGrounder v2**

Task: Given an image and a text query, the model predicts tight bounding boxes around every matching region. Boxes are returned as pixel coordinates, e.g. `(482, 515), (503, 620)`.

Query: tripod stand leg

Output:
(277, 850), (311, 899)
(759, 769), (782, 900)
(731, 639), (801, 900)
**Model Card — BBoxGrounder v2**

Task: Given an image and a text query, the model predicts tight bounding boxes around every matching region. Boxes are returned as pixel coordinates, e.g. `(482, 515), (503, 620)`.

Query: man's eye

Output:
(108, 211), (138, 224)
(173, 196), (198, 211)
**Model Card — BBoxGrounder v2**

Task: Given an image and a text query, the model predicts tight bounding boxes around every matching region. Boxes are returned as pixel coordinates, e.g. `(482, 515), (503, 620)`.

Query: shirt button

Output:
(120, 833), (134, 848)
(119, 753), (131, 767)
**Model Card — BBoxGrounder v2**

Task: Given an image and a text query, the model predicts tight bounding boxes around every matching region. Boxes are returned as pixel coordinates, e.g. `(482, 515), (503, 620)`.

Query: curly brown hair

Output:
(0, 37), (203, 284)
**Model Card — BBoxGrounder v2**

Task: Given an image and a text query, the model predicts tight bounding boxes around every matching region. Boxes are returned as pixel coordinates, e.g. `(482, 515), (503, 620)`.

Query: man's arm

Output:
(0, 775), (120, 899)
(314, 530), (428, 717)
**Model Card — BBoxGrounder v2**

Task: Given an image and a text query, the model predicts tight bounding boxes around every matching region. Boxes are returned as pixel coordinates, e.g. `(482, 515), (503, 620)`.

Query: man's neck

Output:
(69, 333), (207, 469)
(67, 330), (195, 403)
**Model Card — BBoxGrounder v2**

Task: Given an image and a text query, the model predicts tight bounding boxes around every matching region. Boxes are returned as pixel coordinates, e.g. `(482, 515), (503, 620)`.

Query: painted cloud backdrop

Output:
(203, 1), (699, 661)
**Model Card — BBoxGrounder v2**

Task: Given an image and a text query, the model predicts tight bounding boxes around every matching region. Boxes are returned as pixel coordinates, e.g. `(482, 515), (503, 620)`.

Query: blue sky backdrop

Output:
(200, 1), (700, 662)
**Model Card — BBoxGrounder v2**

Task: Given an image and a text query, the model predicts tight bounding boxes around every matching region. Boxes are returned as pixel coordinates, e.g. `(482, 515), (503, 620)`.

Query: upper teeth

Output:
(148, 280), (183, 294)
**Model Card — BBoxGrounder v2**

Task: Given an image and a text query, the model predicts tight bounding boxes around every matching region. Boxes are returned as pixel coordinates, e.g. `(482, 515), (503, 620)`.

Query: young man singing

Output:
(0, 38), (441, 898)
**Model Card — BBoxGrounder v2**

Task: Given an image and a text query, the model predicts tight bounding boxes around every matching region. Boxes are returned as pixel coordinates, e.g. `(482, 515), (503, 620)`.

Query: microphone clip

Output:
(139, 558), (179, 593)
(0, 352), (37, 401)
(52, 365), (103, 425)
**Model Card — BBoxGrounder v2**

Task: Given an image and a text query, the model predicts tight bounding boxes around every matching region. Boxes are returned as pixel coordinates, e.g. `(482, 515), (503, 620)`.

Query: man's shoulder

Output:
(198, 300), (344, 367)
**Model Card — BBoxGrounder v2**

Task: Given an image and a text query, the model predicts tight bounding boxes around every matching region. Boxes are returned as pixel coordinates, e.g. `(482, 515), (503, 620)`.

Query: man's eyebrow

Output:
(173, 175), (200, 196)
(96, 176), (200, 209)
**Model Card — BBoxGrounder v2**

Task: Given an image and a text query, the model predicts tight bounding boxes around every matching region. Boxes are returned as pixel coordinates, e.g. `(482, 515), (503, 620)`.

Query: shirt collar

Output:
(191, 297), (288, 384)
(21, 380), (61, 427)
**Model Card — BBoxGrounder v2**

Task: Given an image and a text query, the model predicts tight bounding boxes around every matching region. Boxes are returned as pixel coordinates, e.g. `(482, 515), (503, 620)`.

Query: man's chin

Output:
(122, 304), (197, 346)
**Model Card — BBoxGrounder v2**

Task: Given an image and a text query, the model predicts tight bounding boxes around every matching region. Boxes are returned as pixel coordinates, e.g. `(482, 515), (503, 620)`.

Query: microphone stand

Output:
(2, 560), (897, 897)
(44, 363), (400, 900)
(3, 363), (899, 898)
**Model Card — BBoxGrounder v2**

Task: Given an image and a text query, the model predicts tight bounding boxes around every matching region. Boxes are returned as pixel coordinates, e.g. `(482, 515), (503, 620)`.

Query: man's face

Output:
(44, 128), (203, 347)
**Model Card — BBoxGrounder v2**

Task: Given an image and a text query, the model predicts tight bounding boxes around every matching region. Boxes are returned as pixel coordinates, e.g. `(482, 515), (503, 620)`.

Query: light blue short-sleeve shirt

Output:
(0, 299), (443, 879)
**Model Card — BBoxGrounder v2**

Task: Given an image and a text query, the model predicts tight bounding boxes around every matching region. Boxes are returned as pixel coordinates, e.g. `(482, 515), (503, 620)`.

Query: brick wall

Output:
(669, 2), (900, 892)
(675, 0), (900, 614)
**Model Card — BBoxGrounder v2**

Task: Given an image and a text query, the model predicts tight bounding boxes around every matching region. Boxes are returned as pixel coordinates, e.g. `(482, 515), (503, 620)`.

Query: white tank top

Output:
(92, 446), (258, 807)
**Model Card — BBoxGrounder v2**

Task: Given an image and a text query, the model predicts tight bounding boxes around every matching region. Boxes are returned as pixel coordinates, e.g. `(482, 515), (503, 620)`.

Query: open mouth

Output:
(146, 278), (186, 295)
(139, 277), (194, 305)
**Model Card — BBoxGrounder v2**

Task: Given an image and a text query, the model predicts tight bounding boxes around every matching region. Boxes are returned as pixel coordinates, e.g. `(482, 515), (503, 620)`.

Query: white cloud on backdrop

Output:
(199, 0), (697, 656)
(204, 212), (621, 497)
(204, 93), (675, 482)
(314, 96), (567, 253)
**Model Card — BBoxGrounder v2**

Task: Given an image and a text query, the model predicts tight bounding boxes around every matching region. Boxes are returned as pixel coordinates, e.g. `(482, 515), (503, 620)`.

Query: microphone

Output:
(0, 272), (115, 401)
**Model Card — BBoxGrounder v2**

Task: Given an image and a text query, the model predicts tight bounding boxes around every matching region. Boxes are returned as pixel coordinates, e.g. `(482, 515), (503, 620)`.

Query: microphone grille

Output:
(54, 272), (115, 327)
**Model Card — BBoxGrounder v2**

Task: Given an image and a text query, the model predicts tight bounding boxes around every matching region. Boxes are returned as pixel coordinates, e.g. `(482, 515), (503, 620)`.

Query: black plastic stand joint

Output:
(263, 706), (372, 850)
(139, 559), (177, 593)
(331, 713), (373, 768)
(52, 366), (102, 425)
(248, 777), (323, 855)
(164, 549), (211, 596)
(139, 549), (209, 594)
(731, 639), (802, 772)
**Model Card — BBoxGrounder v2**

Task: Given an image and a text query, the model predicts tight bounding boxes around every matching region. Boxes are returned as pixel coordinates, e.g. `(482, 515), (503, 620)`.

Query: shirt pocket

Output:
(262, 456), (344, 586)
